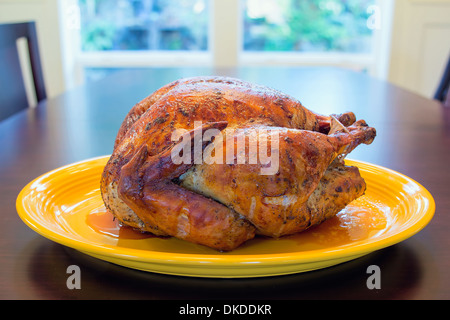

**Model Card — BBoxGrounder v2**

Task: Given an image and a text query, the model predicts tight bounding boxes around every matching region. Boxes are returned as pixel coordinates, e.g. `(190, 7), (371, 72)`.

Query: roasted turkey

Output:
(100, 76), (376, 251)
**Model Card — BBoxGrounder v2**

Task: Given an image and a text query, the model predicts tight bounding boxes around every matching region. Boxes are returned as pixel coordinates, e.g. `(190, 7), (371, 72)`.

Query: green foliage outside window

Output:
(78, 0), (208, 51)
(244, 0), (374, 52)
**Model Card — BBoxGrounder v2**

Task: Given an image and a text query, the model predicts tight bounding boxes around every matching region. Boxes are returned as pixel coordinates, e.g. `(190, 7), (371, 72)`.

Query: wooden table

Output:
(1, 67), (449, 301)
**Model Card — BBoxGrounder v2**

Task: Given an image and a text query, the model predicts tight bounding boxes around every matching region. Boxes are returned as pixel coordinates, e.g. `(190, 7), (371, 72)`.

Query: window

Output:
(59, 0), (391, 88)
(79, 0), (209, 52)
(67, 0), (209, 82)
(243, 0), (374, 53)
(239, 0), (382, 74)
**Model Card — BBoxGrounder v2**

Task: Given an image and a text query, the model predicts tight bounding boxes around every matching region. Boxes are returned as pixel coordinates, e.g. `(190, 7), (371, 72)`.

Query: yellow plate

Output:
(16, 156), (435, 278)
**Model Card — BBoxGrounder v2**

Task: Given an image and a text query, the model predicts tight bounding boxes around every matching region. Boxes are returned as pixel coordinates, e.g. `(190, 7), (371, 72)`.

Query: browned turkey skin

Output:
(101, 76), (376, 251)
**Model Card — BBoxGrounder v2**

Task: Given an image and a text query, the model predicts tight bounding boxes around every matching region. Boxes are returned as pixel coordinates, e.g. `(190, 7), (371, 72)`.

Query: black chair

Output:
(0, 22), (46, 121)
(434, 55), (450, 107)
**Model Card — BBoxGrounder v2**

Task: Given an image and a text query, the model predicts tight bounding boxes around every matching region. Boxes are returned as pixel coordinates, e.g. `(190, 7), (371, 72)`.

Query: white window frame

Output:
(58, 0), (394, 90)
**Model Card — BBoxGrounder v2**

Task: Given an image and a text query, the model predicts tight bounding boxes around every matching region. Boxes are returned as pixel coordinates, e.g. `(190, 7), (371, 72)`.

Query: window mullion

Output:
(211, 0), (240, 67)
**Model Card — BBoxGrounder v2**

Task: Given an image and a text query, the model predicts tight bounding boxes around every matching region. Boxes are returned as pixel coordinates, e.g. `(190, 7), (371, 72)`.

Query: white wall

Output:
(388, 0), (450, 98)
(0, 0), (65, 98)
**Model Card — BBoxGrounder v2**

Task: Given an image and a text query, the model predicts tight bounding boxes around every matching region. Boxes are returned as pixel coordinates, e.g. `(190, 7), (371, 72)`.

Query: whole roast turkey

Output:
(100, 76), (376, 251)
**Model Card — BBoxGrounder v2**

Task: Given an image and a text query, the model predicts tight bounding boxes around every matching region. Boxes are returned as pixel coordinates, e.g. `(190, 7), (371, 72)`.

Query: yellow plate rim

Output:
(16, 156), (435, 273)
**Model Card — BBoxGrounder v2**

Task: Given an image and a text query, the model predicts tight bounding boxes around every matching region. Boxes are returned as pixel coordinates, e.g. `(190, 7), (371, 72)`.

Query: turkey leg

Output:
(117, 122), (256, 251)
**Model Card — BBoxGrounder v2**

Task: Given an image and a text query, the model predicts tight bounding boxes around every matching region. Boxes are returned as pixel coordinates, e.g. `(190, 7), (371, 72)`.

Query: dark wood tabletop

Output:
(1, 66), (449, 301)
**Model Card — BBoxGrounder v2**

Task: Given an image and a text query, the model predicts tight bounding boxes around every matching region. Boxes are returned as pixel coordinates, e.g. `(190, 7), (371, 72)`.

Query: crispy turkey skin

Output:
(179, 123), (371, 237)
(100, 76), (376, 251)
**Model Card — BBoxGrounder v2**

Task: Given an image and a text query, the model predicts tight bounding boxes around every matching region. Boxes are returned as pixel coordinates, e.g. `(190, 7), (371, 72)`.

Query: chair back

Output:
(435, 55), (450, 107)
(0, 22), (46, 121)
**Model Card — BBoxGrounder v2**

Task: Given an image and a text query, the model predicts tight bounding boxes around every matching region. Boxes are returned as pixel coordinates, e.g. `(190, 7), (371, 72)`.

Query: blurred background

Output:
(0, 0), (449, 100)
